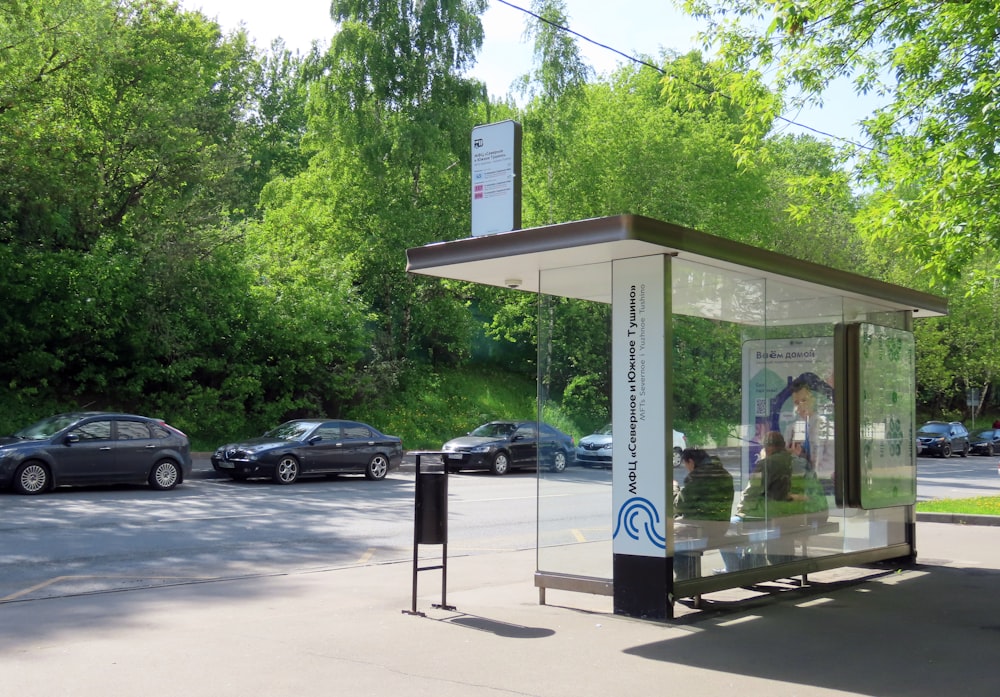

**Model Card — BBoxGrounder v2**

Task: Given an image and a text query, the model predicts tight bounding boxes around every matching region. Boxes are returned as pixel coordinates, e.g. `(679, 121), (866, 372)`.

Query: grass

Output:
(352, 365), (543, 451)
(916, 496), (1000, 516)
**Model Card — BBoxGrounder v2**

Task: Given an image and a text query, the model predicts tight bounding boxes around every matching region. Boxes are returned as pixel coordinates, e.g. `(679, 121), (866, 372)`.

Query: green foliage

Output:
(679, 0), (1000, 282)
(672, 317), (742, 428)
(0, 1), (369, 445)
(916, 497), (1000, 516)
(350, 366), (538, 450)
(0, 0), (978, 455)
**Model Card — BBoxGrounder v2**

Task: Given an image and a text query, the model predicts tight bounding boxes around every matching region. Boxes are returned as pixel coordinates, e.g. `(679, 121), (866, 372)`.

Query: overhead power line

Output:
(493, 0), (872, 151)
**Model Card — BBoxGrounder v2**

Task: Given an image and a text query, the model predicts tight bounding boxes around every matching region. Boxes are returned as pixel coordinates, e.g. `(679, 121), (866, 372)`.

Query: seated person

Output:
(732, 431), (826, 567)
(674, 448), (735, 580)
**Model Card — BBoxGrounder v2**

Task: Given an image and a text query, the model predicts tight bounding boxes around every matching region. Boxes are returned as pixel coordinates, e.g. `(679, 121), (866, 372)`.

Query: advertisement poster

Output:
(742, 337), (836, 483)
(611, 256), (667, 557)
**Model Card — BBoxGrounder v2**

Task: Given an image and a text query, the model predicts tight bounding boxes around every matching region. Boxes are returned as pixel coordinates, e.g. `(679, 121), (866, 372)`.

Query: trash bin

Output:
(415, 470), (447, 545)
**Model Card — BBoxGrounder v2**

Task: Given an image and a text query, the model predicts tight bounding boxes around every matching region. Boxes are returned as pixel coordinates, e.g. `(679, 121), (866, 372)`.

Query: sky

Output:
(179, 0), (871, 146)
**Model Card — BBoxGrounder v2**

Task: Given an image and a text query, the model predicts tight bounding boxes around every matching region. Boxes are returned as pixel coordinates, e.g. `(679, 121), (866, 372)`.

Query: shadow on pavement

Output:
(625, 562), (1000, 697)
(437, 612), (556, 638)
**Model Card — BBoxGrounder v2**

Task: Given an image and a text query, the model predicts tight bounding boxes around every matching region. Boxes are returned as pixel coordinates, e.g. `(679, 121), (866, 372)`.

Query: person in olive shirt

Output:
(736, 431), (827, 565)
(738, 431), (793, 521)
(674, 448), (736, 580)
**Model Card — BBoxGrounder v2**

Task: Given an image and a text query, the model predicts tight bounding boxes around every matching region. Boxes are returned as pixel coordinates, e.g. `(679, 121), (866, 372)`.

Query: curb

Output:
(916, 511), (1000, 526)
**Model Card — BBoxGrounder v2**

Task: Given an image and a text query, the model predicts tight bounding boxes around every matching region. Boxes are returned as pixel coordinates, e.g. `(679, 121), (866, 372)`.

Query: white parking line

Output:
(156, 513), (273, 523)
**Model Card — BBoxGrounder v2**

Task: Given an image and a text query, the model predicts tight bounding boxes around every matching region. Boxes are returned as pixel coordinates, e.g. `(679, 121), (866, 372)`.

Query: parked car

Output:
(0, 412), (192, 495)
(969, 429), (1000, 456)
(916, 421), (970, 458)
(212, 419), (402, 484)
(575, 423), (687, 468)
(442, 420), (575, 475)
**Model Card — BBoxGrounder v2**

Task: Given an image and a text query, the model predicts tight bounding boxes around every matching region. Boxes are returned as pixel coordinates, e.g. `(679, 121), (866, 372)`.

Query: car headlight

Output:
(601, 443), (612, 450)
(471, 444), (493, 453)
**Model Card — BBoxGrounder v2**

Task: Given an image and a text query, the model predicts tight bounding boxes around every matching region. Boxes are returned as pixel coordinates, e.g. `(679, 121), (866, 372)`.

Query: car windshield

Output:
(470, 423), (516, 437)
(14, 414), (81, 440)
(974, 430), (994, 439)
(596, 423), (612, 436)
(918, 423), (950, 435)
(264, 422), (314, 441)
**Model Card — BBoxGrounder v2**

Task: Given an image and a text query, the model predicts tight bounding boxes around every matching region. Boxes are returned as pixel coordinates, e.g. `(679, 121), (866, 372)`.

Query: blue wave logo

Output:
(613, 497), (665, 549)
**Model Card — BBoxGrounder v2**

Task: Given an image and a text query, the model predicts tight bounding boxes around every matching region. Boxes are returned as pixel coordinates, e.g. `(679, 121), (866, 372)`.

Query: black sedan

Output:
(0, 412), (192, 495)
(442, 420), (575, 475)
(969, 429), (1000, 456)
(212, 419), (403, 484)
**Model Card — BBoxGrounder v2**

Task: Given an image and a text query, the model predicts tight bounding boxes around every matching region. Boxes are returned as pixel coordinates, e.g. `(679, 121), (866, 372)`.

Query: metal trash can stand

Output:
(404, 452), (455, 615)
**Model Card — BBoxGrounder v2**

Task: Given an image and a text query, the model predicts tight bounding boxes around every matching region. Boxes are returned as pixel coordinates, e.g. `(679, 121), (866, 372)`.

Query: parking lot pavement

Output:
(2, 521), (1000, 697)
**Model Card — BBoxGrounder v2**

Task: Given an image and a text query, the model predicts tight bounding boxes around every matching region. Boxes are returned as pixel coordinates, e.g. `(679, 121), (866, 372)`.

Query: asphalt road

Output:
(2, 450), (997, 604)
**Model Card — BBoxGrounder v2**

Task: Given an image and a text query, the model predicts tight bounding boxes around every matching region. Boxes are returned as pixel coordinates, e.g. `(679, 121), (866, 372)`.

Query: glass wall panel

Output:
(536, 254), (914, 590)
(537, 264), (613, 579)
(670, 257), (912, 582)
(671, 262), (762, 580)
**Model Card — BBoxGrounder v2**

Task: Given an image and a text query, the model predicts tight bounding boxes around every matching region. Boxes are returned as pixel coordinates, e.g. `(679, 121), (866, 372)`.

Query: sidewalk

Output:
(2, 520), (999, 697)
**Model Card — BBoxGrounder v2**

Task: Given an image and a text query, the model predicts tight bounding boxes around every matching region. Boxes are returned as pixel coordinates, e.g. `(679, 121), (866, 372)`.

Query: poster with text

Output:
(612, 256), (668, 557)
(742, 337), (836, 483)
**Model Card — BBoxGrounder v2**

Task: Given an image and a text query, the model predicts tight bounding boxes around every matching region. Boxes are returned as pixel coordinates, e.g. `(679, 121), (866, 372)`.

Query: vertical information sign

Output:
(611, 256), (668, 558)
(471, 120), (521, 236)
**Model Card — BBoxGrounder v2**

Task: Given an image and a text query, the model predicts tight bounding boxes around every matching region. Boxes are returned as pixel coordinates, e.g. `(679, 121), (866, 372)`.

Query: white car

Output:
(575, 423), (687, 468)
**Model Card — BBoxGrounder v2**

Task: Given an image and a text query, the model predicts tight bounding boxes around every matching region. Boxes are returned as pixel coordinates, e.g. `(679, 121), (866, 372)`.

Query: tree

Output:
(301, 0), (489, 366)
(0, 0), (259, 251)
(230, 40), (321, 215)
(0, 0), (292, 435)
(762, 134), (864, 271)
(677, 0), (1000, 282)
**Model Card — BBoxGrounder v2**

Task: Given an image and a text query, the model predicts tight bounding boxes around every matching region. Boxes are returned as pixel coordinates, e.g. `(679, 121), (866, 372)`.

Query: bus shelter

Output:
(406, 214), (947, 619)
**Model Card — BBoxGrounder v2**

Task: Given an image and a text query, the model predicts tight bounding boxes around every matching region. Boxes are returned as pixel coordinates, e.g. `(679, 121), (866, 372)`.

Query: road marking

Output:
(1, 574), (209, 602)
(459, 493), (580, 503)
(571, 529), (587, 542)
(355, 548), (376, 564)
(156, 513), (273, 523)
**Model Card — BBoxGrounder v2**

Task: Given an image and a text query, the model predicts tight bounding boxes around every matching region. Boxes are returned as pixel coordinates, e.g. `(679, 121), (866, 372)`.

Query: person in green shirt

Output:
(674, 448), (736, 580)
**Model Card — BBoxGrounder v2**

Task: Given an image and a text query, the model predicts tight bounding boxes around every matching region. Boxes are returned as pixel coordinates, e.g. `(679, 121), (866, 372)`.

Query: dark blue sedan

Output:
(212, 419), (403, 484)
(969, 429), (1000, 456)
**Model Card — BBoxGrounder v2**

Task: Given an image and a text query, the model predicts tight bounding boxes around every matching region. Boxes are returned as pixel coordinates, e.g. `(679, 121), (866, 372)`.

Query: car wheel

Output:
(490, 451), (510, 475)
(673, 447), (683, 468)
(550, 450), (567, 473)
(149, 460), (181, 490)
(273, 455), (300, 484)
(940, 443), (952, 458)
(13, 461), (49, 495)
(365, 454), (390, 480)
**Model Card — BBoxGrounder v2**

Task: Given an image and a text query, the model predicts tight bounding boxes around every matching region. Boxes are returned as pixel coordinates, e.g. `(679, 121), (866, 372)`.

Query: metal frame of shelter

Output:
(406, 214), (947, 620)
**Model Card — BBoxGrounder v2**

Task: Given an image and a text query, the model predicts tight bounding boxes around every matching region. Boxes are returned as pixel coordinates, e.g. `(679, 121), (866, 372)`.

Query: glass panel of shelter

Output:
(536, 284), (613, 581)
(535, 254), (914, 591)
